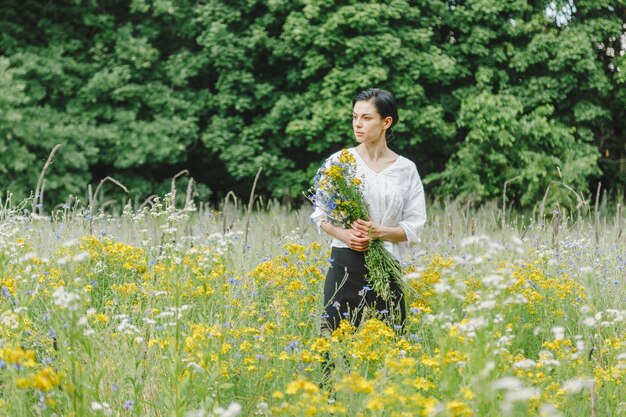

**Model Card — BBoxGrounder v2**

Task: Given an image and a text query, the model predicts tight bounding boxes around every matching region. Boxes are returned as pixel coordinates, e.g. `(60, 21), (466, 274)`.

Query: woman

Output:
(311, 88), (426, 335)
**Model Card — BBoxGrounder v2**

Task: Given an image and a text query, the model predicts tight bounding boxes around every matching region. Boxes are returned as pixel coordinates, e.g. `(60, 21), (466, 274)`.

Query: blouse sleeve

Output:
(397, 165), (426, 243)
(309, 158), (331, 228)
(310, 201), (327, 229)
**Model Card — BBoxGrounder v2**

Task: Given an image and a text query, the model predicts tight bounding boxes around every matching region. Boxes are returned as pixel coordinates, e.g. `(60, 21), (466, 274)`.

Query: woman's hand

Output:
(351, 219), (379, 239)
(340, 228), (370, 252)
(320, 221), (370, 251)
(351, 219), (409, 243)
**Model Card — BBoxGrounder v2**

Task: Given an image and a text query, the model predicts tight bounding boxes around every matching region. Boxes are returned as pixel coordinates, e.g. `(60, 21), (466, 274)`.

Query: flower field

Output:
(0, 198), (624, 416)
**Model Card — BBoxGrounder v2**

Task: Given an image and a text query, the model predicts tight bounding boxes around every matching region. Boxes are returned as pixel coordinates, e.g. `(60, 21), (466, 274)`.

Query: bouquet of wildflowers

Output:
(308, 149), (403, 302)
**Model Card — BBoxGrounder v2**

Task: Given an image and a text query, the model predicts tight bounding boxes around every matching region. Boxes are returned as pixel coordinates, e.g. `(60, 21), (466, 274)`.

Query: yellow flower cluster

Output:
(0, 346), (37, 367)
(16, 367), (61, 391)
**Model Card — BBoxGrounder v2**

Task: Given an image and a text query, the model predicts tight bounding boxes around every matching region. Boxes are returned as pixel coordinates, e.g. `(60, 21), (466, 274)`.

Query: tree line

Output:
(1, 0), (624, 210)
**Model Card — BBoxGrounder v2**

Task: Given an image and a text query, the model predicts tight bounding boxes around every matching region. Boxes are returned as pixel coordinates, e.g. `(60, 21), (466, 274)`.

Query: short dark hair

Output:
(352, 88), (399, 141)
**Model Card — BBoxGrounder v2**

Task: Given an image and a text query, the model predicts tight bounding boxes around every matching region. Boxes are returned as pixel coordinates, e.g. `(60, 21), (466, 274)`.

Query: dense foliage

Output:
(1, 0), (625, 208)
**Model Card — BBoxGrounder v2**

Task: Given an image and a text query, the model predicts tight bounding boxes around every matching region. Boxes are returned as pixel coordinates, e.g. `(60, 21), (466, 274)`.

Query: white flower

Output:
(91, 402), (112, 416)
(117, 318), (139, 334)
(513, 359), (536, 369)
(52, 287), (81, 311)
(0, 312), (19, 329)
(256, 402), (268, 415)
(478, 300), (497, 310)
(482, 275), (504, 286)
(502, 388), (541, 413)
(214, 402), (242, 417)
(539, 403), (563, 417)
(551, 326), (565, 340)
(62, 239), (79, 247)
(582, 317), (596, 326)
(491, 377), (523, 391)
(461, 235), (488, 247)
(72, 252), (90, 262)
(562, 378), (593, 394)
(471, 256), (484, 264)
(403, 272), (420, 281)
(434, 281), (451, 293)
(56, 255), (70, 265)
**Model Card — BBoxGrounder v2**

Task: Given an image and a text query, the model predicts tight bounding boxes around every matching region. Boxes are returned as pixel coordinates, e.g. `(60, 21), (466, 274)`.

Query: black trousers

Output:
(321, 247), (406, 333)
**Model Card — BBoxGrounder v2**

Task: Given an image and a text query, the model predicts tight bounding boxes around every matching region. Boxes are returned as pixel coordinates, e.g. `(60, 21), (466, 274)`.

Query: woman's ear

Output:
(384, 116), (393, 129)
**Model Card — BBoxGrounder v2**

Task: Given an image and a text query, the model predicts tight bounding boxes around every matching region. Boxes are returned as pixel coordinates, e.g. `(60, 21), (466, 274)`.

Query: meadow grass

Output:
(0, 196), (624, 417)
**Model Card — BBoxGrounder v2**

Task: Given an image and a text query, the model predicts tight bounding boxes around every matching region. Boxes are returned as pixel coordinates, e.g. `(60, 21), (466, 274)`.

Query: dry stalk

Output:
(39, 179), (46, 215)
(222, 191), (238, 234)
(170, 169), (189, 208)
(588, 346), (597, 417)
(90, 176), (129, 215)
(463, 200), (472, 235)
(256, 195), (264, 211)
(139, 195), (158, 211)
(617, 203), (622, 243)
(33, 144), (61, 216)
(538, 182), (553, 227)
(594, 182), (601, 246)
(590, 378), (597, 417)
(184, 177), (195, 210)
(243, 167), (263, 250)
(556, 181), (586, 208)
(87, 184), (93, 206)
(540, 180), (586, 228)
(551, 204), (561, 252)
(502, 175), (522, 231)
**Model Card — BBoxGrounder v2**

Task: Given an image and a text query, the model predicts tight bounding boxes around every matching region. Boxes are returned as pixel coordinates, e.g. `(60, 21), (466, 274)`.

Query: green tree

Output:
(426, 0), (625, 208)
(1, 0), (624, 210)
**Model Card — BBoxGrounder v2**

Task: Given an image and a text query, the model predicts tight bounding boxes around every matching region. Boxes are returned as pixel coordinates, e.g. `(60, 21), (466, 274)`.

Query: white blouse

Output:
(311, 147), (427, 262)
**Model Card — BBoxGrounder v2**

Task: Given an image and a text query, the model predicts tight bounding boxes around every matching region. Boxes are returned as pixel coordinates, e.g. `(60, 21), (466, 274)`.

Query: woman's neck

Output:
(357, 140), (390, 161)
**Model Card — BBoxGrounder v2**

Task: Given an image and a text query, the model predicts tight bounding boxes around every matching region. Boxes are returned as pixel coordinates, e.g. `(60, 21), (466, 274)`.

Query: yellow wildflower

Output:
(285, 378), (319, 395)
(337, 374), (373, 394)
(446, 400), (474, 416)
(32, 367), (61, 391)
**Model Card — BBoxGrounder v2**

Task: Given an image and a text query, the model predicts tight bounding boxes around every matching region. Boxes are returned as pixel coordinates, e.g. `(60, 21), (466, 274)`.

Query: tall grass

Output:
(0, 195), (624, 416)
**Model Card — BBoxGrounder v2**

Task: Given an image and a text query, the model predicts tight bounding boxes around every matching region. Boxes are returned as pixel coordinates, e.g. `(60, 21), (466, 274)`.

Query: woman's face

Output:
(352, 100), (392, 144)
